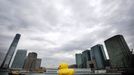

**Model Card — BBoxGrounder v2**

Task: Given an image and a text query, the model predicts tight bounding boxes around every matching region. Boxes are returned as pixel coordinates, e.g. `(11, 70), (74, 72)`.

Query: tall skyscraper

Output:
(1, 34), (21, 69)
(82, 50), (91, 68)
(23, 52), (37, 71)
(75, 53), (82, 68)
(104, 35), (131, 68)
(11, 49), (27, 69)
(91, 44), (106, 69)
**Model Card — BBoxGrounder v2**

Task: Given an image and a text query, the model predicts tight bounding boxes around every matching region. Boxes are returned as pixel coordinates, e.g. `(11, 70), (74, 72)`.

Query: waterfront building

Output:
(11, 49), (27, 69)
(82, 50), (91, 68)
(0, 34), (21, 69)
(91, 44), (106, 69)
(23, 52), (37, 71)
(75, 54), (82, 68)
(104, 35), (131, 68)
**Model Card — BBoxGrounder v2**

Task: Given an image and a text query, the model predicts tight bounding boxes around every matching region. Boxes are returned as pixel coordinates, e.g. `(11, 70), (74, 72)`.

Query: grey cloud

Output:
(0, 34), (13, 51)
(29, 37), (57, 45)
(101, 0), (134, 48)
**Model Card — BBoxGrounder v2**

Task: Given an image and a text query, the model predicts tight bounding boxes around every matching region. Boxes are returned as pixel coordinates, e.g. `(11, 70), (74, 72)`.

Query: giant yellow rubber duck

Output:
(58, 63), (75, 75)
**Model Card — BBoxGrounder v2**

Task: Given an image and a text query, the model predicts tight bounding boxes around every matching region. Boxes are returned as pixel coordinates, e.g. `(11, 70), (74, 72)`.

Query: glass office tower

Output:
(11, 49), (27, 69)
(1, 34), (21, 69)
(104, 35), (131, 68)
(82, 50), (91, 68)
(91, 44), (106, 69)
(75, 53), (82, 68)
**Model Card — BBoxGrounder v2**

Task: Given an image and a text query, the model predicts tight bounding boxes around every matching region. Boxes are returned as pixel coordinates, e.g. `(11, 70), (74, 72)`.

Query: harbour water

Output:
(0, 69), (121, 75)
(0, 72), (122, 75)
(0, 70), (121, 75)
(0, 72), (47, 75)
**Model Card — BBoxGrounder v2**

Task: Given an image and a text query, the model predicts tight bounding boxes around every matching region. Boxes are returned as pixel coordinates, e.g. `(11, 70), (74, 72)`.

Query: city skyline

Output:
(0, 34), (133, 69)
(0, 0), (134, 68)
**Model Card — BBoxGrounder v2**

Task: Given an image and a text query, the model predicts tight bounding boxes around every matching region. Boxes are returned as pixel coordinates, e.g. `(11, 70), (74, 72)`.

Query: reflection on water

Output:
(0, 72), (122, 75)
(0, 72), (45, 75)
(0, 72), (57, 75)
(0, 70), (121, 75)
(0, 72), (8, 75)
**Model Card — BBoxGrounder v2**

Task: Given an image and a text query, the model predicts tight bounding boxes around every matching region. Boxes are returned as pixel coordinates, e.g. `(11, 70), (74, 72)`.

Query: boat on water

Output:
(8, 67), (46, 75)
(8, 69), (27, 75)
(8, 70), (26, 75)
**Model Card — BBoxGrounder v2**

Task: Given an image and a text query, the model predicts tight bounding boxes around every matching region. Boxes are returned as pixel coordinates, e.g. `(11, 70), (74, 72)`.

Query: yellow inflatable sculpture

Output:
(58, 63), (75, 75)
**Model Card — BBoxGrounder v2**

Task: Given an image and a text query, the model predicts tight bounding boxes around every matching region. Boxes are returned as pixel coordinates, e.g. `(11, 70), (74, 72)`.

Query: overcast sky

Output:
(0, 0), (134, 68)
